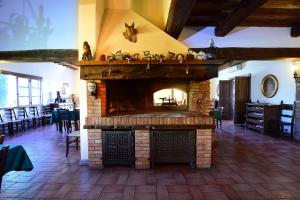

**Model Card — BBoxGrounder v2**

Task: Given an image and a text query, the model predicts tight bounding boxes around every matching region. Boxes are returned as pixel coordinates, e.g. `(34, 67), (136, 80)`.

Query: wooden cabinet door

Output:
(219, 80), (233, 120)
(234, 77), (250, 124)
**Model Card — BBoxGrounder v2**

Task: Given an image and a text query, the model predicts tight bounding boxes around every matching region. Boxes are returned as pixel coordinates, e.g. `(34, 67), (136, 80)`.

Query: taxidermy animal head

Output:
(123, 22), (137, 43)
(82, 41), (92, 60)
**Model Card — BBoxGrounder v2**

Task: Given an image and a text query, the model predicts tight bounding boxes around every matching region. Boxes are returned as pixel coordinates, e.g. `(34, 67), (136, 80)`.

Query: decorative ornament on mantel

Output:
(82, 41), (92, 60)
(123, 22), (137, 43)
(93, 49), (214, 64)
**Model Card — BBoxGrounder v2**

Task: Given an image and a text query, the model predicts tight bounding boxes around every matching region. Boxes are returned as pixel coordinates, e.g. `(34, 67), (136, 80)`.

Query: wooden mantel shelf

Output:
(77, 59), (225, 66)
(79, 59), (223, 81)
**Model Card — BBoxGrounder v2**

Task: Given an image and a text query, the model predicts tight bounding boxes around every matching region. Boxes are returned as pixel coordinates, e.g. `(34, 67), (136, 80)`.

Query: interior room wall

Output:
(210, 61), (296, 104)
(0, 0), (78, 50)
(131, 0), (171, 30)
(0, 61), (80, 105)
(95, 9), (188, 58)
(78, 0), (107, 163)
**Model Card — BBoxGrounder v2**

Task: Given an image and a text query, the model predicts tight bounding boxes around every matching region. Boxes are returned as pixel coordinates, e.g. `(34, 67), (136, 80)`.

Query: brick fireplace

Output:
(85, 78), (213, 169)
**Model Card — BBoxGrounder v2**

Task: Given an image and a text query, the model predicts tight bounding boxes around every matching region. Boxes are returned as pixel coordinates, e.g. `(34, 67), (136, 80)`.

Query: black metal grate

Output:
(102, 129), (135, 166)
(151, 129), (196, 168)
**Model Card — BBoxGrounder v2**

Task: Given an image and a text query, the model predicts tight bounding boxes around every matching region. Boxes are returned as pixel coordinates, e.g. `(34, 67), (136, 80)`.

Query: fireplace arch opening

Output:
(153, 88), (187, 107)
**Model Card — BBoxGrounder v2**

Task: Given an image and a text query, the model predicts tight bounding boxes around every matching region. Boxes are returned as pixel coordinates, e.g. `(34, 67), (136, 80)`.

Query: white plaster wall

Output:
(95, 9), (188, 57)
(181, 27), (300, 48)
(210, 61), (296, 104)
(0, 62), (80, 105)
(132, 0), (171, 30)
(78, 0), (107, 162)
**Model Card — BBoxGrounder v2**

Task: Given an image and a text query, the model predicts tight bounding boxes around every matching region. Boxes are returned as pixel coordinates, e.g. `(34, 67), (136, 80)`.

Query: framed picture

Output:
(260, 74), (278, 98)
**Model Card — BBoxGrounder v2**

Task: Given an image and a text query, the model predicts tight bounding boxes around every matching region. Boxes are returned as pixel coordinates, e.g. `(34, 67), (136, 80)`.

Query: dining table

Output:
(0, 144), (33, 175)
(51, 109), (80, 132)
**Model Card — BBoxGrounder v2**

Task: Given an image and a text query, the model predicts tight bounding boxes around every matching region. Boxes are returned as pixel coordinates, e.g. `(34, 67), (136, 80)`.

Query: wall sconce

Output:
(87, 82), (96, 96)
(293, 61), (300, 82)
(294, 71), (300, 82)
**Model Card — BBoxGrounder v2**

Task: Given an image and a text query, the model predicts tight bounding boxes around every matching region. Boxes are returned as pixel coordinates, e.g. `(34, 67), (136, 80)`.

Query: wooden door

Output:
(219, 80), (233, 120)
(234, 77), (250, 124)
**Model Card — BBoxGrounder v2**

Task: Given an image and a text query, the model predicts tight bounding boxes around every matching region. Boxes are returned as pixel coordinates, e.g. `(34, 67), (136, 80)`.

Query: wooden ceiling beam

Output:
(215, 0), (268, 36)
(165, 0), (196, 39)
(0, 49), (78, 63)
(191, 48), (300, 60)
(261, 0), (300, 9)
(291, 23), (300, 37)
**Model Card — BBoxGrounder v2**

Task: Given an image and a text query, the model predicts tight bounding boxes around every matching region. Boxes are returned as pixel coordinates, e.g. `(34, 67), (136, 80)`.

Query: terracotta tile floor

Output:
(1, 122), (300, 199)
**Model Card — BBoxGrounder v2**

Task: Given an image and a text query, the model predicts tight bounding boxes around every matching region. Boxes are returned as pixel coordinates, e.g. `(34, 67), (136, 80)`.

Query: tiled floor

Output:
(1, 123), (300, 199)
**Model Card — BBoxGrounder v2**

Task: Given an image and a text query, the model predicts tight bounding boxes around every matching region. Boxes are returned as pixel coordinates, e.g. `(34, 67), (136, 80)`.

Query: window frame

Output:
(0, 70), (42, 106)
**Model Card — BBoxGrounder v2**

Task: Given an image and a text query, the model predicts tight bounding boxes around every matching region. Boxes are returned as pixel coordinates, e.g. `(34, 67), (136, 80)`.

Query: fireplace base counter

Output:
(87, 126), (212, 169)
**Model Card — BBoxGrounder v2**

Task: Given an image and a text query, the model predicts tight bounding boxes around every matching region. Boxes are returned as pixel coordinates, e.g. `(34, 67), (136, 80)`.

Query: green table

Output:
(51, 109), (80, 123)
(0, 145), (34, 175)
(51, 109), (80, 132)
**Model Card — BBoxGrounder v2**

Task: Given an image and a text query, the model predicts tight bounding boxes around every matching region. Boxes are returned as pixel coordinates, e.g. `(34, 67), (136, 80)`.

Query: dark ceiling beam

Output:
(0, 49), (78, 63)
(261, 0), (300, 9)
(291, 23), (300, 37)
(56, 62), (79, 70)
(215, 0), (268, 36)
(165, 0), (196, 39)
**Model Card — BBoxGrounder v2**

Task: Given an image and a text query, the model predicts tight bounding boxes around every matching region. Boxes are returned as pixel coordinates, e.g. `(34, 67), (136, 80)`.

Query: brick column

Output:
(196, 129), (212, 168)
(188, 80), (210, 115)
(135, 130), (150, 169)
(87, 129), (103, 168)
(87, 81), (101, 117)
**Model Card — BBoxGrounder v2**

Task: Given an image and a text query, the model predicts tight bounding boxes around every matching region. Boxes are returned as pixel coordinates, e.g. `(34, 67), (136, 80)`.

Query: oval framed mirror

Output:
(260, 74), (278, 98)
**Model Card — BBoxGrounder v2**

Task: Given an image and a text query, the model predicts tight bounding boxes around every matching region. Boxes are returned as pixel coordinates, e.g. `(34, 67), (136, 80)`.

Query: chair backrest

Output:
(0, 113), (3, 123)
(29, 106), (40, 117)
(43, 105), (51, 115)
(0, 146), (9, 176)
(0, 135), (5, 145)
(279, 100), (295, 138)
(4, 109), (15, 121)
(15, 107), (27, 120)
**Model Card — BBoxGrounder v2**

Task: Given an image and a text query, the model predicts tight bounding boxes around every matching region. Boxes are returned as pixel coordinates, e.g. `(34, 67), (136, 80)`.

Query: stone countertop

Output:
(106, 111), (208, 118)
(83, 124), (214, 130)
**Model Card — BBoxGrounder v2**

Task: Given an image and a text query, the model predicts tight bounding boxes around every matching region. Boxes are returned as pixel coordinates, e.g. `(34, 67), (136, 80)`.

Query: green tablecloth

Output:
(0, 145), (34, 175)
(51, 109), (80, 123)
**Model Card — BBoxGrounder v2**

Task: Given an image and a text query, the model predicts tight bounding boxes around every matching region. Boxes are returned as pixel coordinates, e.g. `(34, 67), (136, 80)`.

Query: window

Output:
(0, 74), (17, 107)
(18, 77), (30, 106)
(153, 88), (187, 106)
(0, 71), (42, 107)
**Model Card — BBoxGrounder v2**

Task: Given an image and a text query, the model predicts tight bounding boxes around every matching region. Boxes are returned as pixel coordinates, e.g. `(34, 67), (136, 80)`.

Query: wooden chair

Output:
(28, 106), (43, 128)
(15, 107), (33, 131)
(66, 131), (80, 157)
(214, 107), (223, 129)
(4, 108), (23, 135)
(57, 109), (72, 133)
(41, 105), (52, 126)
(280, 101), (295, 140)
(0, 135), (5, 144)
(0, 114), (9, 136)
(0, 146), (9, 192)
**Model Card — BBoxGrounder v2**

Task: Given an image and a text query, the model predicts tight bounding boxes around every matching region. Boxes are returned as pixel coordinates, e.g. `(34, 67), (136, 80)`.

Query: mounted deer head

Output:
(123, 22), (137, 43)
